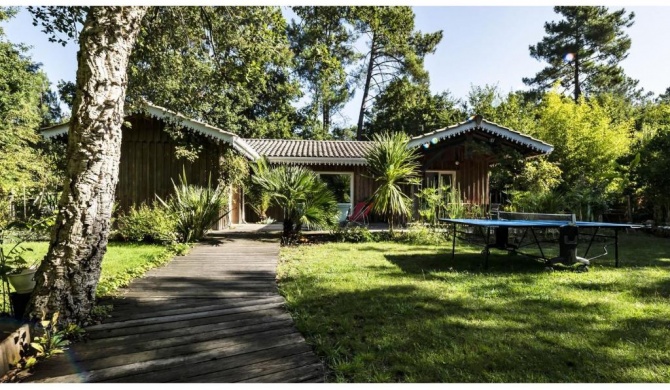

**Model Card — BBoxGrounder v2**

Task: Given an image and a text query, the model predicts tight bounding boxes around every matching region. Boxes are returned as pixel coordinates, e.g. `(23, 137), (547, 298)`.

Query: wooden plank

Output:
(193, 351), (321, 383)
(237, 363), (324, 383)
(87, 307), (290, 340)
(33, 331), (309, 383)
(28, 236), (322, 383)
(107, 343), (313, 383)
(107, 296), (283, 321)
(87, 301), (288, 332)
(63, 319), (295, 363)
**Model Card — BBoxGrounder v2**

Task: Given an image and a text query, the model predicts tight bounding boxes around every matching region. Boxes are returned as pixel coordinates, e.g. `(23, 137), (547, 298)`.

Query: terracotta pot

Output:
(7, 269), (36, 293)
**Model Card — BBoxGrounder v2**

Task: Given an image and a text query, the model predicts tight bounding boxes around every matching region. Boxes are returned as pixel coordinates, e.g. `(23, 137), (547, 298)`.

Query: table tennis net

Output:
(495, 211), (576, 224)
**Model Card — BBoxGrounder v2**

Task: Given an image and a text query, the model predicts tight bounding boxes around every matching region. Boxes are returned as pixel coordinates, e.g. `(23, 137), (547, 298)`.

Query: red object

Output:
(346, 202), (373, 225)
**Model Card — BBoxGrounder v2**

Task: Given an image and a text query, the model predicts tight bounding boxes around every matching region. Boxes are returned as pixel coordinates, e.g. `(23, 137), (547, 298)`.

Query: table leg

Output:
(615, 229), (620, 268)
(584, 227), (600, 258)
(451, 223), (457, 261)
(484, 227), (491, 269)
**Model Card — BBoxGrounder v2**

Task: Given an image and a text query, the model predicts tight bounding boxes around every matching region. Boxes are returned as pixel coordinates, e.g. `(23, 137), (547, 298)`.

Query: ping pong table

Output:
(440, 212), (641, 269)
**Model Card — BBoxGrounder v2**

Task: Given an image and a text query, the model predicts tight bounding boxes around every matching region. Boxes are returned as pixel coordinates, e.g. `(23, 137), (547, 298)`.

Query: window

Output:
(425, 171), (455, 192)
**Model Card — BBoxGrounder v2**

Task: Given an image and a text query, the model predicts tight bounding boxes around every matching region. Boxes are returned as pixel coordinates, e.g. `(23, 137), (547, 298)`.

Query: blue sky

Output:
(3, 6), (670, 128)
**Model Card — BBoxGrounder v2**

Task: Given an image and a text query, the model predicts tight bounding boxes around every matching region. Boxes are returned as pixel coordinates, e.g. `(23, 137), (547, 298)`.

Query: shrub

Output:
(251, 158), (338, 245)
(158, 171), (229, 243)
(333, 226), (374, 243)
(398, 224), (448, 246)
(115, 203), (177, 243)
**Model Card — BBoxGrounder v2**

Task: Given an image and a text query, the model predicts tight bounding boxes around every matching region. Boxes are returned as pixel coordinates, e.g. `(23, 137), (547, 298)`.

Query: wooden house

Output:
(41, 104), (553, 227)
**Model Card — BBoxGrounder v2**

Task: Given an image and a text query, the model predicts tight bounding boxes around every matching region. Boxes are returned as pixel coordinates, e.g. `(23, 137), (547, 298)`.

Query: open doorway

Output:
(318, 172), (353, 222)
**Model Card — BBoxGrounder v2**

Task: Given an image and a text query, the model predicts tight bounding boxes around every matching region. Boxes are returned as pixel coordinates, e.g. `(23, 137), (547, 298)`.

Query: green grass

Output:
(278, 231), (670, 382)
(1, 241), (171, 297)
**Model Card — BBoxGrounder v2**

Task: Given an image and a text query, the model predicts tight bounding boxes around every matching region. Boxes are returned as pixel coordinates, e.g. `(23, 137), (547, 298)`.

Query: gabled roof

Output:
(242, 139), (374, 166)
(40, 103), (260, 160)
(408, 116), (554, 156)
(42, 108), (551, 165)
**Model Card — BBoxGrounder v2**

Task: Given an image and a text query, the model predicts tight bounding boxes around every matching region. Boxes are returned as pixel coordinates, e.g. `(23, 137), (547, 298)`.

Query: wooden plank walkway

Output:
(26, 236), (324, 383)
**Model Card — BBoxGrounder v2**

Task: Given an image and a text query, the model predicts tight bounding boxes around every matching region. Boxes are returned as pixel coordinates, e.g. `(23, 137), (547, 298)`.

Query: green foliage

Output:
(0, 12), (60, 223)
(629, 125), (670, 224)
(158, 170), (229, 243)
(166, 242), (191, 256)
(365, 132), (420, 232)
(251, 157), (339, 245)
(524, 6), (637, 101)
(246, 181), (272, 222)
(398, 224), (448, 246)
(219, 148), (249, 188)
(350, 6), (443, 138)
(127, 6), (300, 140)
(533, 91), (633, 200)
(333, 225), (374, 243)
(115, 203), (177, 244)
(508, 190), (567, 214)
(367, 77), (461, 137)
(444, 184), (468, 219)
(278, 235), (670, 382)
(96, 244), (181, 297)
(513, 158), (563, 194)
(30, 312), (70, 359)
(288, 6), (358, 138)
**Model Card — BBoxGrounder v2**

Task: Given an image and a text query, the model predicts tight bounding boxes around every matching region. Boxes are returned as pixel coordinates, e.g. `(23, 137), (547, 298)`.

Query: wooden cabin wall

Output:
(117, 115), (225, 226)
(420, 143), (492, 206)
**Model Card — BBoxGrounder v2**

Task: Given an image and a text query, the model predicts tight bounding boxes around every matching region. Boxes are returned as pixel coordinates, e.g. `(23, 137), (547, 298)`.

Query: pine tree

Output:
(524, 6), (635, 102)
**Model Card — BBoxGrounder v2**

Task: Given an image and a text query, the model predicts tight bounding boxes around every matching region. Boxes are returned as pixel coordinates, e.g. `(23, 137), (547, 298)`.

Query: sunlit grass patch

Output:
(278, 232), (670, 382)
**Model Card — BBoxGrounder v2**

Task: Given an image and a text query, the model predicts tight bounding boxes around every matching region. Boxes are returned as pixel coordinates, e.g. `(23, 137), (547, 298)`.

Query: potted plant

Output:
(1, 241), (37, 294)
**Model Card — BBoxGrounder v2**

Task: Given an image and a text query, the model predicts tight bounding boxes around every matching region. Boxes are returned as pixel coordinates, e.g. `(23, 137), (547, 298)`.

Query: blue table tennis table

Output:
(439, 215), (641, 269)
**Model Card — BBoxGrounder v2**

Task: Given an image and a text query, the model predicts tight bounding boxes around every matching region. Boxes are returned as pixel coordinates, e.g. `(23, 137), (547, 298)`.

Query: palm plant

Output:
(365, 132), (420, 233)
(157, 169), (229, 242)
(251, 158), (338, 245)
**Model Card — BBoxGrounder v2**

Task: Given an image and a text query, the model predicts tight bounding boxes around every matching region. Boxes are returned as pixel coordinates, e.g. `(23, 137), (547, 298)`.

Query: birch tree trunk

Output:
(26, 6), (147, 324)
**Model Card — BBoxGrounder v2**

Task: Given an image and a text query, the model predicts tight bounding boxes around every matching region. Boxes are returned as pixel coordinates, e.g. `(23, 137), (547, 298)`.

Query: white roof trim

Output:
(267, 157), (367, 166)
(408, 118), (554, 155)
(41, 124), (69, 139)
(39, 103), (260, 160)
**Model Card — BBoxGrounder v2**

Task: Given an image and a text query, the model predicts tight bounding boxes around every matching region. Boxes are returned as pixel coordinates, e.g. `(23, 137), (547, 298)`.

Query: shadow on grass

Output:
(384, 250), (547, 276)
(279, 237), (670, 382)
(282, 281), (670, 382)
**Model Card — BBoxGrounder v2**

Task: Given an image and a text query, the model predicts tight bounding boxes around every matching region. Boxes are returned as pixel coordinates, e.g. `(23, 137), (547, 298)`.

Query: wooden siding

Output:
(420, 142), (492, 206)
(117, 115), (229, 229)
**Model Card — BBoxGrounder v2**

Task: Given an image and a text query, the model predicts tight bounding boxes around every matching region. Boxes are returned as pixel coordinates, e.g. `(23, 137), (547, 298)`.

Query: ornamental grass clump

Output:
(157, 170), (229, 243)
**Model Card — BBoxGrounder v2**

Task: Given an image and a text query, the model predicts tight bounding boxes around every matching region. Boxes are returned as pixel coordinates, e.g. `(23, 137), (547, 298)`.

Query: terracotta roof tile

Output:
(242, 139), (374, 159)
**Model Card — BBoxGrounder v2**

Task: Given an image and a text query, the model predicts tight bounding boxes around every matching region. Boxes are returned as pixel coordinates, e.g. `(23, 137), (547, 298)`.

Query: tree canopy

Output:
(350, 6), (443, 139)
(0, 7), (59, 224)
(287, 6), (358, 139)
(524, 6), (636, 102)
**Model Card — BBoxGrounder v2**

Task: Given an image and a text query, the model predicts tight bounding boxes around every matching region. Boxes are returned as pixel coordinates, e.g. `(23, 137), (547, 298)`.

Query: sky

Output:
(3, 5), (670, 128)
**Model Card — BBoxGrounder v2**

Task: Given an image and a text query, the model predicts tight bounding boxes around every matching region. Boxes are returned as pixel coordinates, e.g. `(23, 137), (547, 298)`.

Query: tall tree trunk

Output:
(26, 6), (147, 324)
(573, 52), (581, 102)
(322, 100), (330, 136)
(356, 37), (376, 141)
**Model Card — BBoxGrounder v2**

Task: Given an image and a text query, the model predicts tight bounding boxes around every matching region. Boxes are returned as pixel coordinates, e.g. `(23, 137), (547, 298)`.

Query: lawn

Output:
(278, 231), (670, 382)
(1, 241), (170, 298)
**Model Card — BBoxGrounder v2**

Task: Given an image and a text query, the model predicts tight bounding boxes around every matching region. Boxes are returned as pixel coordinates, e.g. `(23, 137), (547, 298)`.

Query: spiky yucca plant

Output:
(251, 158), (338, 245)
(157, 169), (229, 242)
(365, 132), (420, 233)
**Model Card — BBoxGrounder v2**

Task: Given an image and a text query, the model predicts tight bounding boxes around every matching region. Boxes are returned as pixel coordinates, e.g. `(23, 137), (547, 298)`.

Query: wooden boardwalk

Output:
(27, 236), (324, 383)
